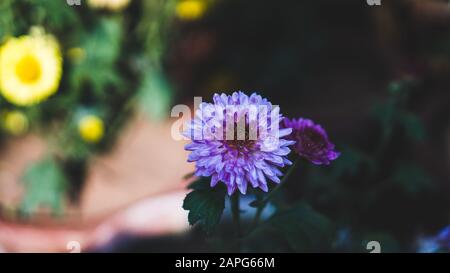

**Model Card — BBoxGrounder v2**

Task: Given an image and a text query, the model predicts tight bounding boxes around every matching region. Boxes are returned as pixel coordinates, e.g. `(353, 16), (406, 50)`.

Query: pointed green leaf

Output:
(137, 69), (173, 120)
(20, 157), (68, 216)
(392, 163), (434, 196)
(246, 202), (335, 252)
(399, 112), (426, 141)
(183, 178), (226, 234)
(70, 17), (124, 95)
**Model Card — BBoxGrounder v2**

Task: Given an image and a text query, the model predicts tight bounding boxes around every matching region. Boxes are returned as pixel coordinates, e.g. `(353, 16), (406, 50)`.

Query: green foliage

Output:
(53, 120), (93, 160)
(398, 112), (426, 142)
(372, 97), (396, 140)
(391, 163), (434, 196)
(0, 0), (179, 215)
(25, 0), (78, 31)
(20, 157), (68, 216)
(70, 17), (124, 96)
(372, 79), (425, 142)
(245, 202), (335, 252)
(330, 146), (375, 178)
(0, 0), (15, 41)
(137, 68), (173, 120)
(137, 0), (178, 65)
(183, 178), (227, 234)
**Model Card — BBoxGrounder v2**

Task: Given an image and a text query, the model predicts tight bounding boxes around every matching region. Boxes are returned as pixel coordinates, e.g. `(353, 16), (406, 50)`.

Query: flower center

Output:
(224, 123), (257, 151)
(299, 129), (326, 150)
(225, 138), (256, 151)
(16, 55), (42, 84)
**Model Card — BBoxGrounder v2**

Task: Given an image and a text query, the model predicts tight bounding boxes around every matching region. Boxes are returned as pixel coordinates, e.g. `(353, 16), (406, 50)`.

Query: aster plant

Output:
(182, 91), (340, 251)
(184, 91), (295, 195)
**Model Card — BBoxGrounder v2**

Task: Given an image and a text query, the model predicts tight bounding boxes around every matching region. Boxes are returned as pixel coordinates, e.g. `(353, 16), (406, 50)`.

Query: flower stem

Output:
(252, 157), (299, 228)
(231, 192), (241, 251)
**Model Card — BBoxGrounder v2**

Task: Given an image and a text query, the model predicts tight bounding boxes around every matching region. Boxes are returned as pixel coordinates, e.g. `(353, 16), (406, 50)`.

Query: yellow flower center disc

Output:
(16, 55), (42, 84)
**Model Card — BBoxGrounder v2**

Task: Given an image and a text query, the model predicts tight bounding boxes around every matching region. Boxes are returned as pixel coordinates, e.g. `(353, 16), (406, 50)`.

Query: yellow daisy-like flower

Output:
(78, 115), (104, 143)
(0, 29), (62, 106)
(87, 0), (131, 11)
(176, 0), (207, 21)
(2, 110), (29, 136)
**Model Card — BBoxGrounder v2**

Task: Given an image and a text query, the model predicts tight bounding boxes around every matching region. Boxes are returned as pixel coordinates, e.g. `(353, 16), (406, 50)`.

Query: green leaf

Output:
(183, 178), (227, 234)
(372, 79), (423, 143)
(372, 99), (396, 140)
(0, 0), (15, 41)
(398, 112), (426, 141)
(188, 177), (212, 190)
(70, 17), (124, 95)
(246, 202), (335, 252)
(137, 68), (173, 120)
(391, 163), (434, 196)
(387, 80), (412, 96)
(26, 0), (78, 31)
(20, 157), (68, 216)
(330, 147), (364, 178)
(137, 0), (178, 64)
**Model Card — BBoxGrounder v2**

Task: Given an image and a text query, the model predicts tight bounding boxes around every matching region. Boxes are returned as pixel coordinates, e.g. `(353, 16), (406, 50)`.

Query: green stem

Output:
(252, 157), (299, 228)
(230, 193), (241, 251)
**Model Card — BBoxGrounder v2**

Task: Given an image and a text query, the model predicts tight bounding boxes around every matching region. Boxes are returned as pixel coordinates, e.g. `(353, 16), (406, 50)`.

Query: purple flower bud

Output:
(282, 118), (340, 165)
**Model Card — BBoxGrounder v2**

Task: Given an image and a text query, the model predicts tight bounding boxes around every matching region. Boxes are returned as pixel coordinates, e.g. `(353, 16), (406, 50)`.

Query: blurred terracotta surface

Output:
(0, 112), (194, 252)
(0, 112), (193, 216)
(0, 135), (45, 209)
(0, 190), (189, 252)
(81, 112), (193, 218)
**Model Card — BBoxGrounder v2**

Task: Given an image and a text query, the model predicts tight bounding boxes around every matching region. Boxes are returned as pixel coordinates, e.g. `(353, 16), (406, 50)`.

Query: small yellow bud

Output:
(3, 110), (29, 136)
(67, 47), (86, 63)
(78, 115), (104, 143)
(176, 0), (207, 21)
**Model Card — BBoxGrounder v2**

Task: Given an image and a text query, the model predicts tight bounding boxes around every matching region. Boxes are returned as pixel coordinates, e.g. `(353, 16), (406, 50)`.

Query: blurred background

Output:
(0, 0), (449, 252)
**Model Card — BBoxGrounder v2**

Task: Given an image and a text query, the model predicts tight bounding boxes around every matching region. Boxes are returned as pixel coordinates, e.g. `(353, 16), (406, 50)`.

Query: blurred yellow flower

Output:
(0, 28), (62, 106)
(78, 115), (104, 143)
(87, 0), (131, 11)
(2, 110), (29, 136)
(176, 0), (207, 21)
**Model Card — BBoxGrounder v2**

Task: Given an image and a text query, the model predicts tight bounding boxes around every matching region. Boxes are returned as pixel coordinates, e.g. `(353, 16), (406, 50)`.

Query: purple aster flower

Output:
(436, 226), (450, 249)
(184, 91), (295, 195)
(282, 118), (339, 165)
(417, 226), (450, 253)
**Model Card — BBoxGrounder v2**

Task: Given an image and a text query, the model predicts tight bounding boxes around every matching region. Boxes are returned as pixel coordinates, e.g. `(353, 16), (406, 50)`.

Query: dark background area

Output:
(159, 0), (450, 252)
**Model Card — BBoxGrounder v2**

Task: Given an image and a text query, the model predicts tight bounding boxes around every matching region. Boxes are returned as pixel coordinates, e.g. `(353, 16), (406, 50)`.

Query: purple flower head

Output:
(436, 226), (450, 249)
(282, 118), (339, 165)
(418, 226), (450, 253)
(184, 91), (295, 195)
